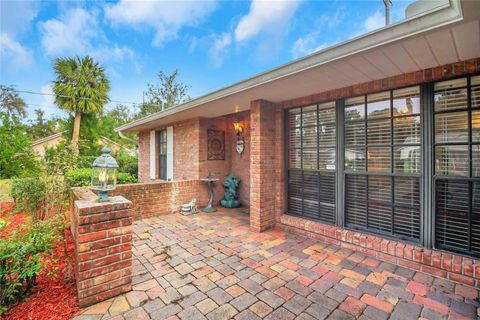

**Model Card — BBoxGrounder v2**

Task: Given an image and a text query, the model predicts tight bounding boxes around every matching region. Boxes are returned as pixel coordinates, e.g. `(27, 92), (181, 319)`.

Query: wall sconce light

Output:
(233, 121), (245, 155)
(233, 121), (243, 136)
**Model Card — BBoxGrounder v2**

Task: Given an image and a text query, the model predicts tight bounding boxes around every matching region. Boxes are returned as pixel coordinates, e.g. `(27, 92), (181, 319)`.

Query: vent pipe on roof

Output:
(383, 0), (392, 25)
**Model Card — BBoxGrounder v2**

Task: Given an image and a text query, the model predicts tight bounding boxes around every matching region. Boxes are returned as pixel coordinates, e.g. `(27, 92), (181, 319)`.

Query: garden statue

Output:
(181, 199), (198, 215)
(220, 173), (241, 208)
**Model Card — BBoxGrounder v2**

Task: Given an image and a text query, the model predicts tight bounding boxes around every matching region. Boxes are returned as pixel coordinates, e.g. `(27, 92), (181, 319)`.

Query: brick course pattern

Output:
(71, 189), (134, 307)
(137, 113), (252, 208)
(280, 215), (480, 288)
(109, 180), (209, 220)
(73, 210), (479, 319)
(250, 100), (278, 232)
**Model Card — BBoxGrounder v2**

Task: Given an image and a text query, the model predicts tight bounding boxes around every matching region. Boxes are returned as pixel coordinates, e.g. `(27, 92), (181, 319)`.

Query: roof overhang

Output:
(117, 0), (480, 132)
(32, 132), (64, 146)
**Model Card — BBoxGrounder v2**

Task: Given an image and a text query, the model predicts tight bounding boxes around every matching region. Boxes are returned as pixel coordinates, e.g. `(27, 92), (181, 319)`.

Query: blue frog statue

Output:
(220, 173), (241, 208)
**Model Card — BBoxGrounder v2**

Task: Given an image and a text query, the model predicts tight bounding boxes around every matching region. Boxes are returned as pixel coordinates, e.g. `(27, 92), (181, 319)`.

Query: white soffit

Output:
(118, 0), (480, 132)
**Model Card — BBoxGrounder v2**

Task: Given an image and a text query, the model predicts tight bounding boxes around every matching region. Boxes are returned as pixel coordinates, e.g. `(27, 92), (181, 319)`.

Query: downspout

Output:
(118, 130), (138, 146)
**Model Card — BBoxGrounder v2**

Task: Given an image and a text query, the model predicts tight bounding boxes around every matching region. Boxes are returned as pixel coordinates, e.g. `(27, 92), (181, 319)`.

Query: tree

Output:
(136, 69), (190, 118)
(0, 116), (39, 178)
(52, 56), (110, 154)
(0, 85), (27, 122)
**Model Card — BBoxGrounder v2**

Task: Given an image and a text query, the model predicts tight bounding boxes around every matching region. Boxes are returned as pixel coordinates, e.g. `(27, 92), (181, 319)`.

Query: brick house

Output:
(117, 1), (480, 285)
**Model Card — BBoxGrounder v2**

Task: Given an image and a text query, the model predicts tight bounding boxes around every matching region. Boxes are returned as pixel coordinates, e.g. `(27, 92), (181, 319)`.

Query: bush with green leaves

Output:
(0, 217), (62, 314)
(10, 177), (47, 220)
(115, 151), (138, 178)
(66, 168), (137, 187)
(11, 145), (73, 221)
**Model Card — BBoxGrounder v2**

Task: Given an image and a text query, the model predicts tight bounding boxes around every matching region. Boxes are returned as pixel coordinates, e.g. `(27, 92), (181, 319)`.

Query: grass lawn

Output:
(0, 179), (12, 202)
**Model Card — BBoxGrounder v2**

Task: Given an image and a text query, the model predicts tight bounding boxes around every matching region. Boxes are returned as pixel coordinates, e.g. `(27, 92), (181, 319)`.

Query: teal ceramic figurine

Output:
(220, 173), (241, 208)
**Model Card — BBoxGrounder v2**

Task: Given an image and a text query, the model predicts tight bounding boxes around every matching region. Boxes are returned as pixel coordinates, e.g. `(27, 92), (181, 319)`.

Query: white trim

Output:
(167, 126), (174, 180)
(149, 130), (156, 180)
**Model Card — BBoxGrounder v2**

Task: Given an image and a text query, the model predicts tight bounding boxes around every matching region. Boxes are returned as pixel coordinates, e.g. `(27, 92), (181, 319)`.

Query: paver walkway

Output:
(73, 209), (479, 320)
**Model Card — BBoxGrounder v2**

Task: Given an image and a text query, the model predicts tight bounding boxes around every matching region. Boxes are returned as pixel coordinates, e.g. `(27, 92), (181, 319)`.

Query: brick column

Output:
(250, 99), (278, 232)
(72, 190), (133, 307)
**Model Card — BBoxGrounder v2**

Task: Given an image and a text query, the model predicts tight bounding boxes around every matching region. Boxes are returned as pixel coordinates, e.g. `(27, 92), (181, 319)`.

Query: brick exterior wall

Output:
(227, 111), (251, 208)
(173, 119), (201, 180)
(137, 113), (251, 208)
(137, 131), (151, 182)
(71, 189), (133, 307)
(250, 100), (278, 232)
(275, 57), (480, 287)
(281, 215), (480, 288)
(109, 180), (209, 220)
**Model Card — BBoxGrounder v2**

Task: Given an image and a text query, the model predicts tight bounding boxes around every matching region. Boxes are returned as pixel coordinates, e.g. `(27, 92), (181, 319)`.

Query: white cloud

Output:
(235, 0), (301, 42)
(208, 33), (232, 68)
(291, 35), (328, 59)
(364, 10), (385, 32)
(0, 33), (32, 69)
(39, 8), (98, 56)
(0, 0), (40, 37)
(38, 7), (140, 73)
(289, 7), (345, 59)
(104, 0), (217, 47)
(0, 1), (39, 70)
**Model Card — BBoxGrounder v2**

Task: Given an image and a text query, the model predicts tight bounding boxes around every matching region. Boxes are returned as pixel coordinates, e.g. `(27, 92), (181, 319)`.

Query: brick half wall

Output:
(109, 180), (210, 220)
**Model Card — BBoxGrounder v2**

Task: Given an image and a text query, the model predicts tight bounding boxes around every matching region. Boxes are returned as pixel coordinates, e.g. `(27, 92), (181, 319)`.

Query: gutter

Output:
(116, 0), (462, 132)
(118, 131), (138, 146)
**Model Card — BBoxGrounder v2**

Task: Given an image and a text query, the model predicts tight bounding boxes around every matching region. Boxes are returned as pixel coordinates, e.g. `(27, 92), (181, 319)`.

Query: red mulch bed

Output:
(1, 204), (79, 320)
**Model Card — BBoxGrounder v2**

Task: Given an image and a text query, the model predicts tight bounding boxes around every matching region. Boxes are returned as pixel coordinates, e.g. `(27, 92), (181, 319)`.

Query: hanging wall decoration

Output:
(207, 129), (225, 160)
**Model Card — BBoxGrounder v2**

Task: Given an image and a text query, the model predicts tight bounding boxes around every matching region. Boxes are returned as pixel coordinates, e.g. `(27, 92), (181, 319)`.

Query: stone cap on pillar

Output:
(73, 189), (132, 216)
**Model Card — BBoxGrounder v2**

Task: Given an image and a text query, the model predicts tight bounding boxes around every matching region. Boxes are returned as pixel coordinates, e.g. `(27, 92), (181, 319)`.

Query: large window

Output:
(344, 86), (421, 242)
(434, 76), (480, 256)
(287, 102), (336, 224)
(284, 74), (480, 258)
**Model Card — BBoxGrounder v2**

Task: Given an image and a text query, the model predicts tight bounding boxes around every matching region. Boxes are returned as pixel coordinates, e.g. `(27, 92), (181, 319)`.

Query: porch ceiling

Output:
(118, 0), (480, 132)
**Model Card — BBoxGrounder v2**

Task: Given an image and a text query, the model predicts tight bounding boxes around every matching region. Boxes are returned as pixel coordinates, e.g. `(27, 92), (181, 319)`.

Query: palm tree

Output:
(52, 56), (110, 153)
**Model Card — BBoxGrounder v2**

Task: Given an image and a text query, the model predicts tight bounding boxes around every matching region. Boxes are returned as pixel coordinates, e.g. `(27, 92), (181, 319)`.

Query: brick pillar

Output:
(250, 99), (278, 232)
(72, 190), (133, 307)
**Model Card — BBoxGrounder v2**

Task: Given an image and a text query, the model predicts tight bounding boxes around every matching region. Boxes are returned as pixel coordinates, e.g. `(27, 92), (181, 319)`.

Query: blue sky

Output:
(0, 0), (415, 120)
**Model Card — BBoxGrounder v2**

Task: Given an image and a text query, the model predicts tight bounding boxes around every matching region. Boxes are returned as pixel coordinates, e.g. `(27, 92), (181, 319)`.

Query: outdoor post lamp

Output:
(91, 146), (118, 202)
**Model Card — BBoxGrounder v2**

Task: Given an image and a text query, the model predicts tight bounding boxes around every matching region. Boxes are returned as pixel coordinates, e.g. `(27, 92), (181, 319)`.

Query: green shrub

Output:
(0, 218), (62, 314)
(66, 168), (137, 187)
(115, 152), (138, 178)
(10, 177), (47, 220)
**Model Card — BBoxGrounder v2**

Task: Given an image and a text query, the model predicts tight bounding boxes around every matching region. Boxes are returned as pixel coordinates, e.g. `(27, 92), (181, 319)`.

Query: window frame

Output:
(432, 74), (480, 257)
(343, 87), (423, 243)
(285, 102), (337, 225)
(283, 73), (480, 258)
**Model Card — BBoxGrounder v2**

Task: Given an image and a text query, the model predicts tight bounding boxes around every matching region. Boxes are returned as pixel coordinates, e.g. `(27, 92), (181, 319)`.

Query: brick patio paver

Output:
(73, 209), (480, 320)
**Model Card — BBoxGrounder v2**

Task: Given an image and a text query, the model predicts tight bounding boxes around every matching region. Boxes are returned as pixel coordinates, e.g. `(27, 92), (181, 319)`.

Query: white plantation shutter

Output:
(150, 130), (156, 179)
(167, 126), (173, 180)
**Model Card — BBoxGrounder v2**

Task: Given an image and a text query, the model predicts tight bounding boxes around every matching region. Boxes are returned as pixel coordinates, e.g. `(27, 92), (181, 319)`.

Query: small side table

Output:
(201, 178), (219, 212)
